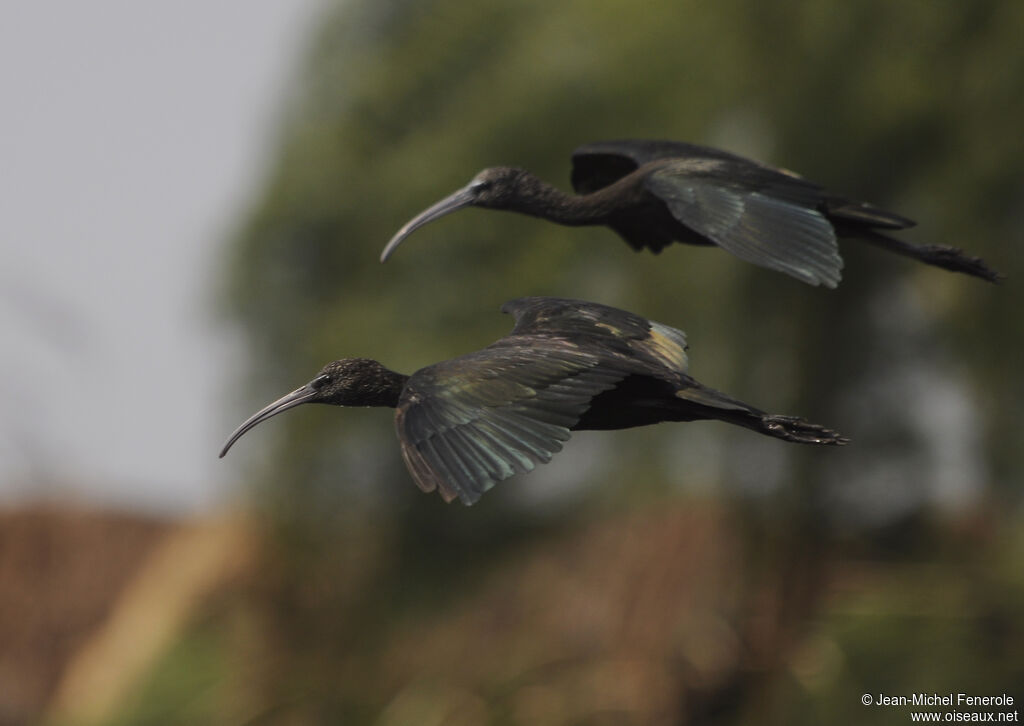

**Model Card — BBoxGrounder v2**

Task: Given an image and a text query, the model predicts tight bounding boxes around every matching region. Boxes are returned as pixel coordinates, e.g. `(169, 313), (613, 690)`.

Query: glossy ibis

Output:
(220, 297), (846, 505)
(381, 139), (999, 287)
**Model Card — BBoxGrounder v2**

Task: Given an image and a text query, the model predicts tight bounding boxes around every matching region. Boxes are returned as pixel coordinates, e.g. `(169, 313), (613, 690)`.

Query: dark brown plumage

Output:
(380, 139), (1000, 287)
(220, 297), (847, 505)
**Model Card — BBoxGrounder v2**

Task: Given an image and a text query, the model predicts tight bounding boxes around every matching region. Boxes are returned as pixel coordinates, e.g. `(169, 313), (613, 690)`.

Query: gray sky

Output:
(1, 2), (321, 512)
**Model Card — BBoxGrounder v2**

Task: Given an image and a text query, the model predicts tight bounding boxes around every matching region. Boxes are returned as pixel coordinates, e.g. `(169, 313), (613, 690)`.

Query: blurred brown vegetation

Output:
(0, 507), (171, 725)
(6, 0), (1023, 724)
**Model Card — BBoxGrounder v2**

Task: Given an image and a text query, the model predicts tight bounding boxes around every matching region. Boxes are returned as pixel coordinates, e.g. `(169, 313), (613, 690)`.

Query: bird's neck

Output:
(354, 365), (409, 408)
(509, 170), (641, 225)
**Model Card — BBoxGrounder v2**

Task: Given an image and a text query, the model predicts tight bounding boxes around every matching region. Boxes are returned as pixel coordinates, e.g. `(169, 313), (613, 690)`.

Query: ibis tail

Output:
(852, 229), (1002, 283)
(673, 381), (849, 446)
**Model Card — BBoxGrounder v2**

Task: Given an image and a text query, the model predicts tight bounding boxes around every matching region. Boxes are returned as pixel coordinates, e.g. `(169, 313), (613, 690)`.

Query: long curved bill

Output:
(380, 185), (477, 262)
(219, 383), (318, 458)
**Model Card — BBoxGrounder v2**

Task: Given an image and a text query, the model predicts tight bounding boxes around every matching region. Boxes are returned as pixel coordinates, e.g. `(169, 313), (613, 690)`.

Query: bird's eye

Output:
(469, 179), (492, 193)
(311, 374), (332, 390)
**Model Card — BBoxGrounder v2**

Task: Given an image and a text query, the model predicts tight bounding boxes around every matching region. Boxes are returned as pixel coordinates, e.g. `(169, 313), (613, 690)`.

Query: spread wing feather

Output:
(571, 139), (753, 192)
(646, 164), (843, 287)
(396, 345), (627, 505)
(501, 297), (688, 373)
(396, 298), (698, 504)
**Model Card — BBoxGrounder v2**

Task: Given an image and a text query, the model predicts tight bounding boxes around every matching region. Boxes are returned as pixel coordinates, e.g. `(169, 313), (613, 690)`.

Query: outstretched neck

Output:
(508, 170), (641, 226)
(360, 365), (409, 408)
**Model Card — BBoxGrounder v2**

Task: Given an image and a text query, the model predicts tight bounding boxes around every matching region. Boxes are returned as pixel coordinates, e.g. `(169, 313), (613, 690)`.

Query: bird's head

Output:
(380, 166), (529, 262)
(304, 358), (399, 405)
(219, 358), (402, 457)
(463, 166), (530, 208)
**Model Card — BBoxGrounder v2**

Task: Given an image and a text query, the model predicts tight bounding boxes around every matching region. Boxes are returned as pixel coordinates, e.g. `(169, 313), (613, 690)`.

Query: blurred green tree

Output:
(214, 0), (1023, 721)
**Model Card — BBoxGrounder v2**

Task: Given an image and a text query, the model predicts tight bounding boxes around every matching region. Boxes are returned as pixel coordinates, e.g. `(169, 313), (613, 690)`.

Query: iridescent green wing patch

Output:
(395, 344), (626, 505)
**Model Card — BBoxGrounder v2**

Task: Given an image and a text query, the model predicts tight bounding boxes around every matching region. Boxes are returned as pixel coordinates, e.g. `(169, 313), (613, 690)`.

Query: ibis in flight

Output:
(220, 297), (846, 505)
(380, 139), (999, 288)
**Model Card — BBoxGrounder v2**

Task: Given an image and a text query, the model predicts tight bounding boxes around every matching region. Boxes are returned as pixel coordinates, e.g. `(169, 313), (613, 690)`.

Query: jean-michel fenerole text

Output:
(874, 694), (1014, 708)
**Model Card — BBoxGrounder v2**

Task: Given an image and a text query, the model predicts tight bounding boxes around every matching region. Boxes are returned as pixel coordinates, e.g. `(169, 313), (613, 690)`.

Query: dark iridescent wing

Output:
(645, 160), (844, 287)
(570, 139), (750, 193)
(572, 139), (914, 228)
(395, 345), (627, 505)
(501, 297), (689, 374)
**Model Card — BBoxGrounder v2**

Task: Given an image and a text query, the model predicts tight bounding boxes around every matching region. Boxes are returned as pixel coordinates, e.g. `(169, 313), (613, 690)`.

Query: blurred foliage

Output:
(188, 0), (1024, 722)
(98, 508), (1024, 725)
